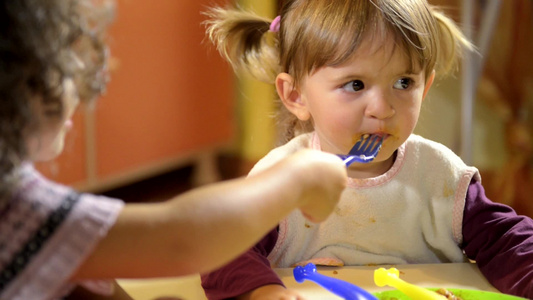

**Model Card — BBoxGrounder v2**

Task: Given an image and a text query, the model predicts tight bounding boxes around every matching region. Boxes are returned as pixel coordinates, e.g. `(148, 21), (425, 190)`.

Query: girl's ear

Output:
(422, 70), (436, 101)
(275, 73), (311, 121)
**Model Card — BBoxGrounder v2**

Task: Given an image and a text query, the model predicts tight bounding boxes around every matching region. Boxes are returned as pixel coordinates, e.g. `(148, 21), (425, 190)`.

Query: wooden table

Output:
(118, 262), (500, 300)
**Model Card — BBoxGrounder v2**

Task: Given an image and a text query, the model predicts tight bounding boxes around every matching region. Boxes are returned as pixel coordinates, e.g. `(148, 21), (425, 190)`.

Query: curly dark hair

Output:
(0, 0), (114, 196)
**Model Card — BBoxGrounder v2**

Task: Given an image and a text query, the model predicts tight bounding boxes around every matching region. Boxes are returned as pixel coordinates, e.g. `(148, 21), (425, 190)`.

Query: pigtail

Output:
(431, 7), (474, 76)
(203, 6), (280, 83)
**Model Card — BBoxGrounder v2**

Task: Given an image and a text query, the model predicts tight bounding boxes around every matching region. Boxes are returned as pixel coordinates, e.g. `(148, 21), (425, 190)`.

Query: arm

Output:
(462, 180), (533, 298)
(202, 227), (305, 300)
(201, 228), (283, 299)
(65, 281), (133, 300)
(72, 149), (346, 279)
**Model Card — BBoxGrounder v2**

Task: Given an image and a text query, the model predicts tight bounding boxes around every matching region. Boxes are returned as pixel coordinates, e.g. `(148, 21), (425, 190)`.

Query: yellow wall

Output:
(235, 0), (277, 161)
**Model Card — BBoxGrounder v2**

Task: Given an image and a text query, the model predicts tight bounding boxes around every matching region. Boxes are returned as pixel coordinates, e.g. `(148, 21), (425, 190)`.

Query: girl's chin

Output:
(34, 145), (64, 162)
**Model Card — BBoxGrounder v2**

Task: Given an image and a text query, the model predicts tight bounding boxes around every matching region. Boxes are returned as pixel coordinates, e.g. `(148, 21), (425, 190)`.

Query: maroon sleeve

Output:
(462, 180), (533, 298)
(201, 227), (284, 300)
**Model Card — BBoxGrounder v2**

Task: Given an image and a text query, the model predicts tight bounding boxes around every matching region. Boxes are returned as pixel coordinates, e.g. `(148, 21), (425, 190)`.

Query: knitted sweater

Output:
(0, 163), (124, 299)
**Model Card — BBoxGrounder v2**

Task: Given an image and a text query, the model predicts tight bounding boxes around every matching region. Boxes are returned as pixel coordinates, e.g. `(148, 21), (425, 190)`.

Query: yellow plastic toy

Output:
(374, 267), (446, 300)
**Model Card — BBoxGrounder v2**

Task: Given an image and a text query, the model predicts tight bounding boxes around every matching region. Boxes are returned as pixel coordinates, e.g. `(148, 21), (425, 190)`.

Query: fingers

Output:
(291, 150), (347, 223)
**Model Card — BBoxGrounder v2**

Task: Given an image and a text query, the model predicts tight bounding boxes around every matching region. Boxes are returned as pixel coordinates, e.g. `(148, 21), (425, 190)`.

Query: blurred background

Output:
(35, 0), (532, 217)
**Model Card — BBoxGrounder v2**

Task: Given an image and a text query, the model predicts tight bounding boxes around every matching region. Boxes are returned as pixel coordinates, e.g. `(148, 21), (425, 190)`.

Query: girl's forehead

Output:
(287, 3), (431, 85)
(331, 32), (408, 69)
(333, 47), (411, 76)
(348, 31), (393, 58)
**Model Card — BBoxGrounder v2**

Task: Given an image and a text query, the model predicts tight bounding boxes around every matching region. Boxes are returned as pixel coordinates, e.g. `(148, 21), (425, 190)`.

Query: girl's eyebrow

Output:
(400, 71), (420, 76)
(332, 73), (366, 82)
(331, 68), (420, 82)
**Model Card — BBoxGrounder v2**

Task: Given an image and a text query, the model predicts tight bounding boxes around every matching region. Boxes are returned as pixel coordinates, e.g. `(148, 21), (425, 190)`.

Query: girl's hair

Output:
(204, 0), (472, 144)
(0, 0), (114, 196)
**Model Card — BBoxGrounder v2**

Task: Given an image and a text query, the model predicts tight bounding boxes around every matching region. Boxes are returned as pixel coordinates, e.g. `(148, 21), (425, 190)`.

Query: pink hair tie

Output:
(269, 15), (281, 33)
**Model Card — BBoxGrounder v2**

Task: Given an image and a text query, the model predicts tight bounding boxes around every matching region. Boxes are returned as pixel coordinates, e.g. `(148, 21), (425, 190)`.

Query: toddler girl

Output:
(202, 0), (533, 299)
(0, 0), (347, 299)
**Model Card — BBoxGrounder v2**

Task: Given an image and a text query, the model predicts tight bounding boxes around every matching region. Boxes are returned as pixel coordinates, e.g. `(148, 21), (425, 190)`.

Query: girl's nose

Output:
(364, 92), (395, 120)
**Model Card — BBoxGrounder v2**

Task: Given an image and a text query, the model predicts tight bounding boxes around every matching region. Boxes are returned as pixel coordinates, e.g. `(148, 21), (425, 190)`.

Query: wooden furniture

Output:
(35, 0), (234, 193)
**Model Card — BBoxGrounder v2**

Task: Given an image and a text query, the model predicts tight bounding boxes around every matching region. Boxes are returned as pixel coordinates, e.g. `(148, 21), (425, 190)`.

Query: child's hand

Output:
(239, 284), (305, 300)
(288, 149), (347, 223)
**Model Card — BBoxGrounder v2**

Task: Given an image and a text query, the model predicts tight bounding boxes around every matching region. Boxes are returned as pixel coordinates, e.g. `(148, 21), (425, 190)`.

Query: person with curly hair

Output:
(0, 1), (348, 299)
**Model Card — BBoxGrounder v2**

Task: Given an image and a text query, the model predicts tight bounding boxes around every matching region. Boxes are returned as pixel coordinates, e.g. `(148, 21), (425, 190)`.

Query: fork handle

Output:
(337, 155), (375, 166)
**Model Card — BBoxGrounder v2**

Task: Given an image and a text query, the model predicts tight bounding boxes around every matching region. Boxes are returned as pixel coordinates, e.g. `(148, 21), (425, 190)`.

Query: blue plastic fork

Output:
(293, 263), (378, 300)
(338, 134), (384, 166)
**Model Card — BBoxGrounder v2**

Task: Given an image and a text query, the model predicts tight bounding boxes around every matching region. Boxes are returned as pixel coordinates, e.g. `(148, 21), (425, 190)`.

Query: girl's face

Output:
(27, 78), (80, 162)
(278, 36), (434, 177)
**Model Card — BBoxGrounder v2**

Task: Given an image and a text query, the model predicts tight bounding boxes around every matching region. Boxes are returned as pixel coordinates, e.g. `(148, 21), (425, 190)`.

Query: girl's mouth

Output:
(352, 133), (389, 144)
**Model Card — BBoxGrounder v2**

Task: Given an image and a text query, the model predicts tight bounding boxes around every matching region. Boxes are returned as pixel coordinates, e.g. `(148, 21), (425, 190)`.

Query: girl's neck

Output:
(346, 151), (396, 179)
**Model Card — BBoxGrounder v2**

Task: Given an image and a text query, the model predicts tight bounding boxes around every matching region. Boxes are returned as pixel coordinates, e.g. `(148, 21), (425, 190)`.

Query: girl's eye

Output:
(342, 80), (365, 92)
(393, 78), (413, 90)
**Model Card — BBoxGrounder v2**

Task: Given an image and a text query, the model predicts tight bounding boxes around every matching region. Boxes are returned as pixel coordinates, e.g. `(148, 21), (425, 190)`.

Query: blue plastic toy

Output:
(293, 263), (378, 300)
